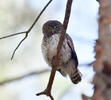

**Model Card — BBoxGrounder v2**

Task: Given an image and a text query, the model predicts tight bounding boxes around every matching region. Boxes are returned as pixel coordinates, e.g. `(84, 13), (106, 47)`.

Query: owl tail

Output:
(58, 60), (82, 84)
(69, 69), (81, 84)
(59, 66), (82, 84)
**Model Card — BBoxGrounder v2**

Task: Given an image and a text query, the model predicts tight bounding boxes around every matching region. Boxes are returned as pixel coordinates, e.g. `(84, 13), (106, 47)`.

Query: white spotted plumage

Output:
(41, 20), (81, 84)
(42, 34), (71, 67)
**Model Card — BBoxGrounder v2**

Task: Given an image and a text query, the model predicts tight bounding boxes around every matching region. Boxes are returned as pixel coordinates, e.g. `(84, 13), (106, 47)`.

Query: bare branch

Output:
(0, 69), (49, 85)
(0, 62), (89, 85)
(0, 0), (73, 100)
(27, 0), (53, 32)
(36, 0), (73, 100)
(0, 0), (53, 60)
(11, 32), (28, 60)
(0, 31), (26, 40)
(37, 90), (54, 100)
(36, 67), (56, 99)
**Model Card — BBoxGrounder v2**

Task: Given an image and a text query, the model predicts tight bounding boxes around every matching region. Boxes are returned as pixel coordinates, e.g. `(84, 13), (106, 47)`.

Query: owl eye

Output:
(47, 26), (51, 30)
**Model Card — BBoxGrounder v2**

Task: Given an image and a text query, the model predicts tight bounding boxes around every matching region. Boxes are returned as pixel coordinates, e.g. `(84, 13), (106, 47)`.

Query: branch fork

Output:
(0, 0), (73, 100)
(0, 0), (53, 60)
(37, 0), (73, 99)
(37, 89), (54, 100)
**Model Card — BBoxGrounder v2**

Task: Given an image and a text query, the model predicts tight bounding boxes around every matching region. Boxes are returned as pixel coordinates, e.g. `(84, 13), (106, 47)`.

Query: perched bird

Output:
(41, 20), (81, 84)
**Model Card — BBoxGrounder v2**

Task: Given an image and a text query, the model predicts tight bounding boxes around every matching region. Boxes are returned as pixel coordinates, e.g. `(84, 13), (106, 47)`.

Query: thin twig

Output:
(36, 67), (56, 100)
(36, 0), (73, 100)
(0, 0), (52, 60)
(11, 32), (28, 60)
(0, 31), (26, 40)
(0, 69), (49, 85)
(27, 0), (53, 32)
(0, 63), (90, 85)
(0, 0), (73, 99)
(37, 90), (54, 100)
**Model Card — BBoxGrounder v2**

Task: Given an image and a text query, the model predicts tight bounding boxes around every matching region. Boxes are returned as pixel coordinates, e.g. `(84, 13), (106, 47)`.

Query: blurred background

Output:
(0, 0), (99, 100)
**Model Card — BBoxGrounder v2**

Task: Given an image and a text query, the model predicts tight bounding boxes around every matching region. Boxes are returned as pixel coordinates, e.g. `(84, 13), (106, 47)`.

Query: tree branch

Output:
(0, 0), (73, 99)
(0, 63), (87, 86)
(36, 0), (73, 100)
(0, 31), (26, 40)
(0, 69), (49, 85)
(0, 0), (53, 60)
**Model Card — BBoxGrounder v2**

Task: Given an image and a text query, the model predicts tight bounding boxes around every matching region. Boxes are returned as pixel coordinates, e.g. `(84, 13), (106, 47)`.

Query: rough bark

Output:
(93, 0), (111, 100)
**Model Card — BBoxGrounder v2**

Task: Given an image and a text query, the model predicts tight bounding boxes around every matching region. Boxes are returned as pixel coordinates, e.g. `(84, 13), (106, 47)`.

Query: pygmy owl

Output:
(41, 20), (81, 84)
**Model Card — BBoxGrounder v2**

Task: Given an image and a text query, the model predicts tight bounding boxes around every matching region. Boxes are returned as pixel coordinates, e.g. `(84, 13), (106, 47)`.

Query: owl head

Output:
(42, 20), (62, 37)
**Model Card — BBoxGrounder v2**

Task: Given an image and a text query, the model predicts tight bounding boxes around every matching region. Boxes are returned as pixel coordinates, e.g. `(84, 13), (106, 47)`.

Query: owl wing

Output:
(66, 33), (78, 67)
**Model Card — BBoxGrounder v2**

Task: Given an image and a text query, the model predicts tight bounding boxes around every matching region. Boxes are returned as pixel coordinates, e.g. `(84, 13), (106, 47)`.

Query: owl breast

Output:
(41, 34), (71, 68)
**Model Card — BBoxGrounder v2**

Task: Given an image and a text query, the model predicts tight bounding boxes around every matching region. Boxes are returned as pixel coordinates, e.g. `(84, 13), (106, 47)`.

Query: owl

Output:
(41, 20), (81, 84)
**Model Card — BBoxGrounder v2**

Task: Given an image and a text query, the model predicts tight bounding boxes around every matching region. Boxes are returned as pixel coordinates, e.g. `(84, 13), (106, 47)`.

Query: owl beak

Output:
(52, 30), (55, 33)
